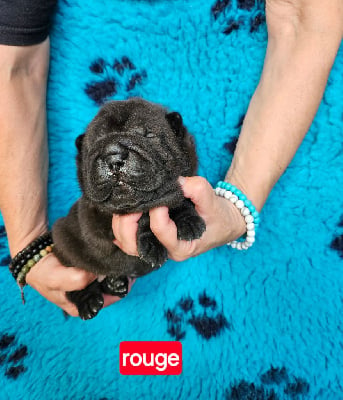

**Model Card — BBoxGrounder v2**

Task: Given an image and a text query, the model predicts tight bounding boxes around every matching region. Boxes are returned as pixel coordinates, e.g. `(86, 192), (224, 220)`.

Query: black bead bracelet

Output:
(9, 231), (54, 287)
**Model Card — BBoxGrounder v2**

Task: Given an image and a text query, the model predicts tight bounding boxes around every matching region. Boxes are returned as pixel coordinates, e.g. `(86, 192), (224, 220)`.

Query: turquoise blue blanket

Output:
(1, 1), (343, 399)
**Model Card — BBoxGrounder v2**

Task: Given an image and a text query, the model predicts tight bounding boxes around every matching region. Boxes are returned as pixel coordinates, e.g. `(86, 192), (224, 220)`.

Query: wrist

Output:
(223, 198), (247, 242)
(8, 220), (49, 258)
(9, 231), (53, 288)
(215, 181), (261, 250)
(225, 164), (272, 212)
(0, 39), (50, 81)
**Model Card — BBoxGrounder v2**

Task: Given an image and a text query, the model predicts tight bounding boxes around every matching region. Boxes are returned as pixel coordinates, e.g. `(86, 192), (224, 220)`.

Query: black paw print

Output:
(226, 366), (310, 399)
(0, 333), (28, 379)
(0, 225), (10, 267)
(225, 380), (278, 400)
(211, 0), (231, 20)
(331, 215), (343, 259)
(211, 0), (266, 35)
(0, 225), (6, 238)
(261, 366), (310, 398)
(165, 291), (231, 340)
(85, 56), (147, 105)
(223, 114), (245, 155)
(224, 136), (238, 155)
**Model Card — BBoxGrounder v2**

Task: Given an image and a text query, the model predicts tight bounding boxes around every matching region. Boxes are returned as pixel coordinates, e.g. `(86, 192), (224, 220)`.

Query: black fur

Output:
(52, 98), (206, 319)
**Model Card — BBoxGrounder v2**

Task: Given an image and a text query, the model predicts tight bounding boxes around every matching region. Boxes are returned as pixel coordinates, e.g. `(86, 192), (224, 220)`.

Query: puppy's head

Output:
(76, 98), (198, 214)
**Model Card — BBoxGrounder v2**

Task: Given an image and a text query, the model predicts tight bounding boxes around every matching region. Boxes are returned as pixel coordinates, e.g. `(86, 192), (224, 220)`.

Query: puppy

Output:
(52, 98), (206, 319)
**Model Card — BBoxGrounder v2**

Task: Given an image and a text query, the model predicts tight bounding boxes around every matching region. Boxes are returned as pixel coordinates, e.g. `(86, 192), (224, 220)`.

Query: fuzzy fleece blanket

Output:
(1, 1), (343, 399)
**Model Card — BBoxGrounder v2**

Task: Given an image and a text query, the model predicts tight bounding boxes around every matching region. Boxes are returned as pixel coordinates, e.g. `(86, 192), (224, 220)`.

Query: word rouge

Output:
(120, 341), (182, 375)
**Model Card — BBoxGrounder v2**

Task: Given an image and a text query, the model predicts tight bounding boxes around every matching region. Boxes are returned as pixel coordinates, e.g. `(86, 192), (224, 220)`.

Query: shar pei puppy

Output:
(52, 98), (206, 319)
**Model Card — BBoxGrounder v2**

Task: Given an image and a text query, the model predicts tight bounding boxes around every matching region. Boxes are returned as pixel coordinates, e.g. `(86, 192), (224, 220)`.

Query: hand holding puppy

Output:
(25, 254), (135, 317)
(113, 176), (246, 261)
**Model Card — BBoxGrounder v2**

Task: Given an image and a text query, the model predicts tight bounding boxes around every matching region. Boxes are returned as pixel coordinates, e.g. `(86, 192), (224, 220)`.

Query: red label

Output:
(119, 341), (182, 375)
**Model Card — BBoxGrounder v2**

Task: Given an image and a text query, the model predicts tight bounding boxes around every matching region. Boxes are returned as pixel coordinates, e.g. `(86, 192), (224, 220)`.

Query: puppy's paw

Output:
(66, 280), (104, 320)
(80, 294), (104, 320)
(100, 275), (129, 297)
(67, 290), (104, 320)
(138, 233), (168, 267)
(176, 215), (206, 241)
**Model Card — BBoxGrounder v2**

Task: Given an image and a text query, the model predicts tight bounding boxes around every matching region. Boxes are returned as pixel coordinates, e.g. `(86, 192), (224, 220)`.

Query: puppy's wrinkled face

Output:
(77, 98), (197, 214)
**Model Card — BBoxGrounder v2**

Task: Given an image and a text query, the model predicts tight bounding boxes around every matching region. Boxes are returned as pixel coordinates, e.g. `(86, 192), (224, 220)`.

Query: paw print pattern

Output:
(237, 0), (256, 10)
(0, 333), (28, 379)
(223, 114), (245, 155)
(85, 56), (147, 105)
(331, 215), (343, 259)
(283, 378), (310, 397)
(0, 225), (6, 238)
(165, 291), (231, 340)
(224, 136), (238, 155)
(211, 0), (231, 20)
(0, 225), (10, 267)
(225, 380), (278, 400)
(226, 366), (310, 399)
(211, 0), (266, 35)
(260, 366), (288, 385)
(0, 255), (11, 267)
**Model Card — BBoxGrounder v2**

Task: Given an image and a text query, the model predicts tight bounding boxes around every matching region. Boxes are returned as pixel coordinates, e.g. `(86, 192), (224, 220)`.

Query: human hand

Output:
(112, 176), (247, 262)
(26, 253), (135, 317)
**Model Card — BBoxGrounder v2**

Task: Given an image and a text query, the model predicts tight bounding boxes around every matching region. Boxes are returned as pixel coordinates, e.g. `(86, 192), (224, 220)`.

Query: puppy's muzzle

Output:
(103, 144), (129, 172)
(84, 138), (168, 208)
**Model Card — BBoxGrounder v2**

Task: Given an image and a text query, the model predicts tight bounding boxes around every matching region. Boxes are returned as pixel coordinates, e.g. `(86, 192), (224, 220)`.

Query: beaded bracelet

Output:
(9, 232), (54, 288)
(215, 181), (260, 250)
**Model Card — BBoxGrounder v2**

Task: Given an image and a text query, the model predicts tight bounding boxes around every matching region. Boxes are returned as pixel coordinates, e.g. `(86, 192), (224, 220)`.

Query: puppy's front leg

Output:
(137, 212), (168, 268)
(169, 198), (206, 241)
(66, 276), (129, 320)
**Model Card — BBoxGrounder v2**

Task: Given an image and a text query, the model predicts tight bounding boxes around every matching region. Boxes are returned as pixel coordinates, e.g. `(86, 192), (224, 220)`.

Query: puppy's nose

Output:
(105, 144), (128, 170)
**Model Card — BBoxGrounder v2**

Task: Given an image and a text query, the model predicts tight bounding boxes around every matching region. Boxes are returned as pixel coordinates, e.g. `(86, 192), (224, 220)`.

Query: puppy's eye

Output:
(133, 127), (155, 138)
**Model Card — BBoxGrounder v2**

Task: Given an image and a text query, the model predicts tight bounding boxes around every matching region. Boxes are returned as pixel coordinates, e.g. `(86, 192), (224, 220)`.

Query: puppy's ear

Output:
(75, 134), (85, 184)
(167, 111), (198, 174)
(166, 112), (184, 136)
(75, 134), (85, 153)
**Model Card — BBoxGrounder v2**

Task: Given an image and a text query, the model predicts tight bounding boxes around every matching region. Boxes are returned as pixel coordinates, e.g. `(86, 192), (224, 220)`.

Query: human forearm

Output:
(113, 2), (342, 262)
(0, 40), (133, 316)
(226, 2), (343, 211)
(0, 40), (50, 256)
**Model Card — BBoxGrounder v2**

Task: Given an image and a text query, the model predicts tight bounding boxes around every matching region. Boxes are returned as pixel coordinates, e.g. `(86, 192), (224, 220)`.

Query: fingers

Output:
(149, 207), (196, 261)
(149, 176), (216, 261)
(26, 265), (79, 317)
(49, 265), (96, 292)
(149, 206), (177, 243)
(27, 253), (96, 291)
(26, 253), (95, 317)
(50, 290), (79, 317)
(112, 212), (142, 256)
(178, 176), (215, 214)
(25, 177), (216, 318)
(26, 253), (135, 318)
(111, 177), (212, 259)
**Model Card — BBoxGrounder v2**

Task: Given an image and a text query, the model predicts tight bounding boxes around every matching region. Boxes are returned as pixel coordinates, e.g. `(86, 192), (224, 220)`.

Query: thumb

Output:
(53, 266), (97, 292)
(178, 176), (214, 214)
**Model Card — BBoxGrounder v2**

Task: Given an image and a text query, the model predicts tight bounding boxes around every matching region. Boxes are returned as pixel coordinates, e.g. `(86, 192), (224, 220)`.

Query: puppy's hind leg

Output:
(66, 280), (104, 320)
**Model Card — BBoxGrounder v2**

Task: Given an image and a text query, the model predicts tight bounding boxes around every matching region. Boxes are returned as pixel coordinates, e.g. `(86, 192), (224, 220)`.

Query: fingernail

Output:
(178, 176), (185, 186)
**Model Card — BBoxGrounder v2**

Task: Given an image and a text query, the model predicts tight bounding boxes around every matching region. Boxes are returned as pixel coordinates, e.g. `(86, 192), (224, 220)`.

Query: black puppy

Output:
(52, 98), (206, 319)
